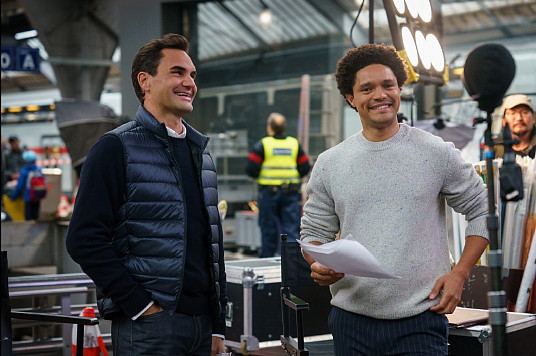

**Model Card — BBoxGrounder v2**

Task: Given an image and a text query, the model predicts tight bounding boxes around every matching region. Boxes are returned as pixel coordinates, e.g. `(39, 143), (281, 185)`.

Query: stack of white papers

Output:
(298, 235), (400, 279)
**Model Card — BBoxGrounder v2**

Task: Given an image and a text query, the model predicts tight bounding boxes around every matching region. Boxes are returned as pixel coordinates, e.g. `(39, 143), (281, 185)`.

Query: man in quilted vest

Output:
(66, 34), (228, 356)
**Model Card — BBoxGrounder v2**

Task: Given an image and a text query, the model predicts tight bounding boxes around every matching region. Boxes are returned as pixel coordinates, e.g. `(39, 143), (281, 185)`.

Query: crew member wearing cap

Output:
(495, 94), (535, 159)
(5, 136), (26, 182)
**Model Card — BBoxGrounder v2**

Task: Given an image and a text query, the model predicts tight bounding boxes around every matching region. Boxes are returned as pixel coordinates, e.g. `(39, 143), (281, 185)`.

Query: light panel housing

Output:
(384, 0), (447, 85)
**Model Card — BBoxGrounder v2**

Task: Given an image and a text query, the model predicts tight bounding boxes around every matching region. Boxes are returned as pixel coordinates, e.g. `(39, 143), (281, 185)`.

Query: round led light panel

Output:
(405, 0), (420, 19)
(427, 34), (445, 72)
(415, 30), (431, 70)
(417, 0), (432, 23)
(392, 0), (405, 15)
(401, 26), (419, 67)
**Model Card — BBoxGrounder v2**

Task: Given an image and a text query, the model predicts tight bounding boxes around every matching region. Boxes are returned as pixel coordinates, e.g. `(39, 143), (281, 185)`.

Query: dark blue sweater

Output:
(171, 136), (211, 314)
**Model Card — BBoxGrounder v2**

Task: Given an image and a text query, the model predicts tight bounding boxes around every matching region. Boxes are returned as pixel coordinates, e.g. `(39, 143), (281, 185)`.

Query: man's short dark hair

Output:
(8, 136), (18, 143)
(335, 43), (409, 99)
(131, 33), (190, 104)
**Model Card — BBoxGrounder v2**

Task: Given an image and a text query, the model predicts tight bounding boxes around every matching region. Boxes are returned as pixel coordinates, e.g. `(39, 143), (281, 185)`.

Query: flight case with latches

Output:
(224, 257), (332, 353)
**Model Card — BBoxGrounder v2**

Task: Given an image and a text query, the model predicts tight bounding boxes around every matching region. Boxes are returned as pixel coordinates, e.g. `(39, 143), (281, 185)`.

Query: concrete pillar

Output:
(19, 0), (118, 101)
(117, 0), (199, 118)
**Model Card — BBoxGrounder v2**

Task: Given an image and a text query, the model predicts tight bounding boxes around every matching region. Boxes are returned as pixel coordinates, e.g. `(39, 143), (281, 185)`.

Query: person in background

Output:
(66, 33), (228, 356)
(300, 43), (489, 356)
(494, 94), (535, 159)
(4, 136), (26, 183)
(10, 150), (43, 220)
(246, 113), (311, 258)
(1, 137), (7, 195)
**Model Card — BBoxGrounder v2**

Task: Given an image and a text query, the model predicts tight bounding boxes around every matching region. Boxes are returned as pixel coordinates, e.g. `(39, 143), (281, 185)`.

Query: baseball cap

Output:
(8, 135), (19, 143)
(502, 94), (533, 111)
(22, 150), (37, 163)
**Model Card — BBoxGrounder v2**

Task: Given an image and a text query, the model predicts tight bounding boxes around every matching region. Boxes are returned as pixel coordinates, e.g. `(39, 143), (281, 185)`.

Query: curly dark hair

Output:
(131, 33), (190, 104)
(335, 43), (409, 99)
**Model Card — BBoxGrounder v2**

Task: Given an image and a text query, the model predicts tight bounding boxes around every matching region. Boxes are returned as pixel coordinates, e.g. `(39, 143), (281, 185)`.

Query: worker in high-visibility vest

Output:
(246, 113), (311, 257)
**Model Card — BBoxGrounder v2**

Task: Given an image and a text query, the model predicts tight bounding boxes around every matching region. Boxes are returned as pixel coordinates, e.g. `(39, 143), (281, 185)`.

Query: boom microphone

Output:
(462, 43), (516, 113)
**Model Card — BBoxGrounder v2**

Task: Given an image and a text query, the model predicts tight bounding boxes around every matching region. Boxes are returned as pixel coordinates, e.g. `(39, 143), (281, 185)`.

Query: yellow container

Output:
(3, 194), (25, 221)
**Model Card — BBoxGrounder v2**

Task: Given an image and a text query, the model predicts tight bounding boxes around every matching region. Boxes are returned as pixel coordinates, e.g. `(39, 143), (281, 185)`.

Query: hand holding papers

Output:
(298, 235), (400, 279)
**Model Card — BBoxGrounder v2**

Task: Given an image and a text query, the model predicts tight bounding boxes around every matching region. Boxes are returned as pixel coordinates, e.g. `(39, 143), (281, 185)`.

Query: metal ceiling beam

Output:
(305, 0), (351, 38)
(216, 0), (271, 51)
(330, 0), (370, 38)
(47, 57), (115, 66)
(18, 0), (118, 101)
(475, 0), (513, 38)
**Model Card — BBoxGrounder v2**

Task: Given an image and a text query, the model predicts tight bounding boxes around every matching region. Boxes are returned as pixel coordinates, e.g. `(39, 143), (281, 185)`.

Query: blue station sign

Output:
(1, 45), (41, 73)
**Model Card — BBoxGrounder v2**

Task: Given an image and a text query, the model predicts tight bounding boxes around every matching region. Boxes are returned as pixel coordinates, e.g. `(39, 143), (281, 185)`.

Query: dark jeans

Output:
(112, 311), (212, 356)
(328, 306), (448, 356)
(24, 201), (40, 220)
(257, 189), (301, 258)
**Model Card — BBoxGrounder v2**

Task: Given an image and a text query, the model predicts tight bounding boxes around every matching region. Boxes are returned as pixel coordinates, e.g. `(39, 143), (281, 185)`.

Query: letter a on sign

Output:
(22, 53), (35, 70)
(16, 46), (40, 73)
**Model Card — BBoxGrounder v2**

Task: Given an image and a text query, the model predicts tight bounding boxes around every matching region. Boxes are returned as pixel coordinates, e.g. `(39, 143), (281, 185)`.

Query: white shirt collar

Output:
(166, 123), (187, 139)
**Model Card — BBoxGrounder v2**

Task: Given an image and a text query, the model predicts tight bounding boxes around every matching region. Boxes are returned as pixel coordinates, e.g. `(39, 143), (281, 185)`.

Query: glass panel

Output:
(309, 136), (327, 157)
(186, 96), (218, 134)
(273, 88), (300, 137)
(223, 92), (268, 149)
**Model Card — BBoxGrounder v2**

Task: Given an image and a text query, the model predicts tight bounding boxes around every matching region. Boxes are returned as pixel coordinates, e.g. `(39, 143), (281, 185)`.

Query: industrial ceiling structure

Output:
(1, 0), (536, 93)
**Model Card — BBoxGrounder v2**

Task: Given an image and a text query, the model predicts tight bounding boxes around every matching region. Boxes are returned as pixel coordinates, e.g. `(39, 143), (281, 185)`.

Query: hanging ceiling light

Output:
(14, 30), (38, 41)
(259, 0), (272, 29)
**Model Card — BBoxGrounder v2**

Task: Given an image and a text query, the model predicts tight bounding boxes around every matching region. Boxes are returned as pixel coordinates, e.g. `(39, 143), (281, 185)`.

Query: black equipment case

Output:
(224, 257), (332, 353)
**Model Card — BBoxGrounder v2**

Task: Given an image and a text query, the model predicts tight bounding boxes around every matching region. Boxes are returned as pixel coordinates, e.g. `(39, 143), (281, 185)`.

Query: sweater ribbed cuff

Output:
(212, 313), (227, 336)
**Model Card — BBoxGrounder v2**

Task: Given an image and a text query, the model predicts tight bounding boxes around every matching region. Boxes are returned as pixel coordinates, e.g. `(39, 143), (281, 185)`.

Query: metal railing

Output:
(2, 251), (106, 356)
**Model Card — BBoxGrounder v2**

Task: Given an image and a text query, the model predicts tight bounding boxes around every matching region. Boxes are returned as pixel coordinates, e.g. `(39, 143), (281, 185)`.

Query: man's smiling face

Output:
(345, 63), (401, 132)
(140, 48), (197, 119)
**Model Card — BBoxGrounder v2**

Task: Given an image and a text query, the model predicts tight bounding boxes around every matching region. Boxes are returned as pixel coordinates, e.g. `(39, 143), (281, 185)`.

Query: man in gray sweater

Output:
(300, 44), (489, 355)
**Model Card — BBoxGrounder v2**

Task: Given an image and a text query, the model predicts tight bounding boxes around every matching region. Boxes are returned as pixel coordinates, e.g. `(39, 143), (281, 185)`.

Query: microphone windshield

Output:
(462, 44), (516, 113)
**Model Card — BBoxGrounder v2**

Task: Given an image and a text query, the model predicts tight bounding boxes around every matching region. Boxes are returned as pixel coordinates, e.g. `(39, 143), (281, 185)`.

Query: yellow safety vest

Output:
(258, 136), (301, 185)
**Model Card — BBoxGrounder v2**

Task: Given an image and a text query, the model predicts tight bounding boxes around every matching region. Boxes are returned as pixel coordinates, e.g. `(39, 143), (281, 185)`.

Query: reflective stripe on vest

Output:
(258, 136), (300, 185)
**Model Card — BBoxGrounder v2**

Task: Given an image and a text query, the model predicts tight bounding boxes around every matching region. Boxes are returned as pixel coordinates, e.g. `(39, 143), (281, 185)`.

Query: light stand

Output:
(463, 42), (516, 356)
(473, 113), (507, 356)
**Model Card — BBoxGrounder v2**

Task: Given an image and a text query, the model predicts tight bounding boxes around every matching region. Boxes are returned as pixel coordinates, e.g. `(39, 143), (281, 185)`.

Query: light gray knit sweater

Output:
(301, 123), (489, 319)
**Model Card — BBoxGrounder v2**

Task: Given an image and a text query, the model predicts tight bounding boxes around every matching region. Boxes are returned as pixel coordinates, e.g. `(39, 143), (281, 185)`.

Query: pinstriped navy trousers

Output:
(328, 306), (448, 356)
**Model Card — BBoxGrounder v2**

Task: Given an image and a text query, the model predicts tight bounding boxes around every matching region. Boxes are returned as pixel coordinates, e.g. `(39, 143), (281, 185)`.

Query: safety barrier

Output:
(6, 270), (111, 355)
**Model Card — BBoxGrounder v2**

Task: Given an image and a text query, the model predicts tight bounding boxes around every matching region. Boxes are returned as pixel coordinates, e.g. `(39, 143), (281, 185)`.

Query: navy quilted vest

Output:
(98, 106), (222, 316)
